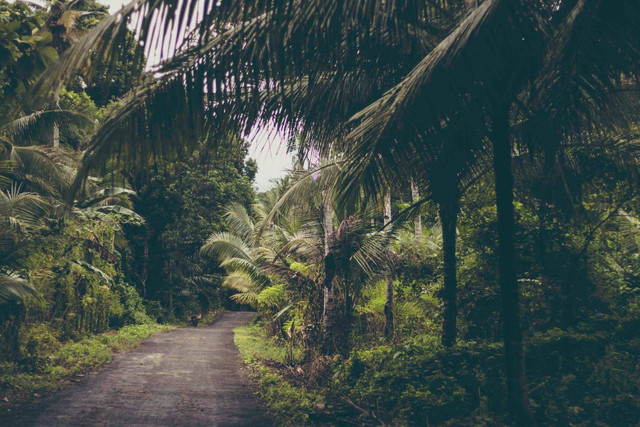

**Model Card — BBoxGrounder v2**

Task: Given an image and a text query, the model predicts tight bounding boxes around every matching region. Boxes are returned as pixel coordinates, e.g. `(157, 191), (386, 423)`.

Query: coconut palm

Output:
(38, 0), (108, 147)
(37, 0), (472, 185)
(204, 171), (390, 354)
(50, 0), (478, 353)
(39, 0), (640, 422)
(0, 184), (49, 304)
(40, 0), (109, 53)
(0, 109), (91, 197)
(343, 2), (640, 423)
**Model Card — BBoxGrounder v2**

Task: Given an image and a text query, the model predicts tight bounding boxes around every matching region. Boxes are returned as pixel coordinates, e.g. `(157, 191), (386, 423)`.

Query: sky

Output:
(101, 0), (295, 191)
(246, 129), (295, 191)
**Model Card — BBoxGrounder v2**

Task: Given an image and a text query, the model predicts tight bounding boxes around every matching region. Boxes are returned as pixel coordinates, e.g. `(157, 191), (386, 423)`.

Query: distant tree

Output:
(41, 0), (108, 147)
(81, 31), (145, 107)
(44, 0), (108, 54)
(0, 1), (58, 117)
(127, 135), (255, 316)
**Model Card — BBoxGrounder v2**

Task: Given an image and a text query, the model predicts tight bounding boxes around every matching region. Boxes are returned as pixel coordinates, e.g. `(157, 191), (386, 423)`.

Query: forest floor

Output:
(2, 311), (272, 426)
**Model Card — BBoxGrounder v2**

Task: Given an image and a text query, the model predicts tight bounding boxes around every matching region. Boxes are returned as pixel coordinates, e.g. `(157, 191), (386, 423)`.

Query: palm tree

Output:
(44, 0), (476, 354)
(38, 0), (471, 181)
(343, 2), (640, 423)
(40, 0), (107, 147)
(0, 184), (49, 304)
(205, 169), (390, 354)
(202, 196), (321, 334)
(0, 109), (90, 197)
(40, 0), (640, 423)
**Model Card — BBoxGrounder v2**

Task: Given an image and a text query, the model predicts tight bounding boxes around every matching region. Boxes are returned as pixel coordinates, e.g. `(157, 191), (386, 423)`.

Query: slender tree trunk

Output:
(492, 107), (533, 426)
(321, 187), (337, 354)
(142, 227), (150, 298)
(383, 189), (392, 225)
(384, 276), (394, 339)
(383, 188), (394, 340)
(411, 177), (423, 243)
(440, 198), (458, 347)
(51, 122), (60, 148)
(50, 85), (61, 148)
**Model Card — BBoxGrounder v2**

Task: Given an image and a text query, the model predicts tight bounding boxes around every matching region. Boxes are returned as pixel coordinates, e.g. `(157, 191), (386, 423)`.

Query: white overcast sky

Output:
(102, 0), (294, 191)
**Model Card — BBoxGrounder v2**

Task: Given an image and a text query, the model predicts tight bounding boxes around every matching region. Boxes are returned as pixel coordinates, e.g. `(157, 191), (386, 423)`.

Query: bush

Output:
(332, 330), (640, 425)
(333, 340), (504, 425)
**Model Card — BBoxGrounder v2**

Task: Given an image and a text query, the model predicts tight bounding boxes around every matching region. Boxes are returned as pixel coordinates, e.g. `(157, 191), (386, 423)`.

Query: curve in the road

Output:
(3, 311), (272, 427)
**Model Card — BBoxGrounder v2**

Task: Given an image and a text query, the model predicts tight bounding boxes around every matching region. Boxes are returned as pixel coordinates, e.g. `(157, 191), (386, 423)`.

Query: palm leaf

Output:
(0, 273), (37, 304)
(201, 231), (253, 262)
(0, 110), (93, 145)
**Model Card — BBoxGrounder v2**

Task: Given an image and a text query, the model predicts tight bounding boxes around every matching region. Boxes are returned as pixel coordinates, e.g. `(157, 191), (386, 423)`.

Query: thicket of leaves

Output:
(124, 135), (257, 321)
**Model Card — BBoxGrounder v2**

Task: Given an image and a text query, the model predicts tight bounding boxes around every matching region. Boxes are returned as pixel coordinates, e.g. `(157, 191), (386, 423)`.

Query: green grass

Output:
(0, 323), (174, 411)
(234, 323), (323, 426)
(234, 323), (300, 363)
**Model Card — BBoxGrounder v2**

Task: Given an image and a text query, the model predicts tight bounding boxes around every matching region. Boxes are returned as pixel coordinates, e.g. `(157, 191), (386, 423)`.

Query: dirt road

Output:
(3, 311), (271, 426)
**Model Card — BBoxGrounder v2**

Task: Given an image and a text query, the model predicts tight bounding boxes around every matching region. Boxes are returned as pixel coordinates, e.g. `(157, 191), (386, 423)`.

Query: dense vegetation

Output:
(2, 0), (640, 425)
(231, 168), (640, 425)
(0, 0), (255, 409)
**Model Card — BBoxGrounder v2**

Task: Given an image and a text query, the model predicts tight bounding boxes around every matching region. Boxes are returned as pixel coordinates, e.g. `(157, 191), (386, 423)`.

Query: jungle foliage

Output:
(0, 0), (256, 408)
(3, 0), (640, 425)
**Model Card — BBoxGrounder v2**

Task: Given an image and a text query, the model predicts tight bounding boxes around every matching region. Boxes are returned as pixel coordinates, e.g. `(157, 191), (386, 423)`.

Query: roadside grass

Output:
(0, 323), (174, 412)
(235, 323), (299, 363)
(234, 323), (323, 426)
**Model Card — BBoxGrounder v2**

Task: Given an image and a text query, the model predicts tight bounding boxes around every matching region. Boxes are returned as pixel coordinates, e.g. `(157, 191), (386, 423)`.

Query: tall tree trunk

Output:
(411, 177), (423, 243)
(383, 188), (394, 340)
(492, 107), (533, 426)
(142, 227), (150, 298)
(440, 198), (458, 347)
(51, 122), (60, 148)
(321, 187), (337, 354)
(383, 189), (392, 226)
(384, 276), (394, 340)
(50, 85), (61, 148)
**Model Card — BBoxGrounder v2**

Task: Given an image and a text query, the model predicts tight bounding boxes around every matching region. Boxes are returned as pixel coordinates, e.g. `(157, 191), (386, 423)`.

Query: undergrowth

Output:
(235, 323), (640, 426)
(234, 323), (322, 426)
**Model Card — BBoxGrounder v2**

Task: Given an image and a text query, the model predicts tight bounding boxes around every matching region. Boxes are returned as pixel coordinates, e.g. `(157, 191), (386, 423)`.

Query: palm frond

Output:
(201, 231), (253, 262)
(341, 0), (543, 197)
(0, 273), (37, 304)
(0, 185), (49, 229)
(75, 260), (113, 286)
(0, 110), (93, 145)
(8, 145), (73, 194)
(531, 0), (640, 139)
(42, 0), (474, 198)
(224, 203), (255, 242)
